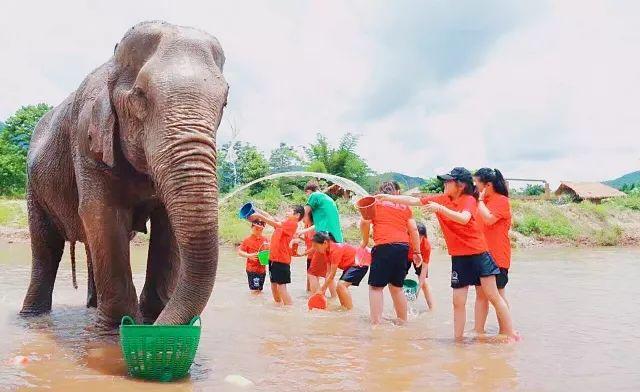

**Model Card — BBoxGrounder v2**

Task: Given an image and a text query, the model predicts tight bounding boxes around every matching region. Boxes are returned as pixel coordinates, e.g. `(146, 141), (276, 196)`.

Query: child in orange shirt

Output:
(250, 205), (305, 306)
(295, 211), (337, 297)
(237, 220), (270, 294)
(406, 222), (434, 310)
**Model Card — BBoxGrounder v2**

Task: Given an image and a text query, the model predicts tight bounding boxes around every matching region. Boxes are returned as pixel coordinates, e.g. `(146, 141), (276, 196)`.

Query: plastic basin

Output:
(308, 293), (327, 310)
(119, 315), (201, 382)
(402, 279), (419, 300)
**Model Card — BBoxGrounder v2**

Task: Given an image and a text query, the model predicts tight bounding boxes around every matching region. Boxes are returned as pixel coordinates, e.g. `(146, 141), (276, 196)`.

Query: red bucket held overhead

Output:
(356, 196), (376, 220)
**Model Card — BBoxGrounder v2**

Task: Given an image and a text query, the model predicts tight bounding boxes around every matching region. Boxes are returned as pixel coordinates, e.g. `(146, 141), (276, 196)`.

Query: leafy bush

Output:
(594, 225), (623, 246)
(513, 213), (577, 239)
(604, 195), (640, 211)
(578, 201), (608, 220)
(419, 177), (444, 194)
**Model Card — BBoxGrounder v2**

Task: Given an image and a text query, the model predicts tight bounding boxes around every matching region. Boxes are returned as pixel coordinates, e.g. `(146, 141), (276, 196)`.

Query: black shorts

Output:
(405, 260), (428, 278)
(368, 243), (409, 288)
(247, 272), (266, 291)
(451, 252), (500, 289)
(269, 261), (291, 284)
(496, 268), (509, 289)
(306, 258), (312, 271)
(339, 266), (369, 286)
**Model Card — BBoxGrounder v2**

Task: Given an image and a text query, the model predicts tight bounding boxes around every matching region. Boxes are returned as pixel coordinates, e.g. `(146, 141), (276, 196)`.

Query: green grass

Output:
(513, 212), (577, 239)
(578, 201), (608, 220)
(0, 199), (27, 228)
(604, 195), (640, 211)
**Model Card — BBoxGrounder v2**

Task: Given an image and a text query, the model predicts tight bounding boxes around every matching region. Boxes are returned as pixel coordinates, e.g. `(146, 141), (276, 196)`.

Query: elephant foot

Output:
(87, 292), (97, 308)
(19, 301), (52, 317)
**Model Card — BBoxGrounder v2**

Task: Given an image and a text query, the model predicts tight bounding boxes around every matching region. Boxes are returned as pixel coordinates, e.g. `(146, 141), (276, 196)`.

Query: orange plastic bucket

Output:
(356, 196), (376, 220)
(308, 293), (327, 310)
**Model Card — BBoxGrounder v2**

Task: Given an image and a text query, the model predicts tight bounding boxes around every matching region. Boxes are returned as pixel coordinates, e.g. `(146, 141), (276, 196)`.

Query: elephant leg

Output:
(140, 207), (180, 324)
(21, 195), (65, 315)
(80, 204), (138, 328)
(85, 244), (97, 308)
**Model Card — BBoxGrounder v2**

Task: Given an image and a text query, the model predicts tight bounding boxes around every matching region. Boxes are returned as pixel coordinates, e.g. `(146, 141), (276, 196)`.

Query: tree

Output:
(0, 104), (51, 195)
(419, 177), (444, 194)
(304, 133), (371, 186)
(269, 142), (302, 173)
(218, 141), (269, 194)
(523, 184), (545, 196)
(1, 104), (52, 154)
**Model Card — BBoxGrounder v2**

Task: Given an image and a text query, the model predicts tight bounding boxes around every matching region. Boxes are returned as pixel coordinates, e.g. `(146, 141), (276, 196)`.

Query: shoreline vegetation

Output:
(2, 192), (640, 248)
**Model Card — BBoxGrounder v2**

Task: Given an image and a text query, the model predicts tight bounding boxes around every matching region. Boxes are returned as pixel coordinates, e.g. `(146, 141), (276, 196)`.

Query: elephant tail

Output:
(70, 241), (78, 290)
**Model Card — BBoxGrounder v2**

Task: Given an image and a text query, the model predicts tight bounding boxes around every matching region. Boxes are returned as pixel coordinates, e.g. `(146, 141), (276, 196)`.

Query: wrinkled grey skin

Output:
(20, 21), (228, 329)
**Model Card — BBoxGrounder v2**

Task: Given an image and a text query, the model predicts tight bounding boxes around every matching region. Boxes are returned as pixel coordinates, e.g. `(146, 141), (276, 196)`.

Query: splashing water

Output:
(220, 171), (370, 205)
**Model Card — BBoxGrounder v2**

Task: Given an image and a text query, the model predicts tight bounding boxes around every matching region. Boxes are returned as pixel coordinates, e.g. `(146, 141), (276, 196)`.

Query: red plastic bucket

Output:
(308, 293), (327, 310)
(356, 196), (376, 220)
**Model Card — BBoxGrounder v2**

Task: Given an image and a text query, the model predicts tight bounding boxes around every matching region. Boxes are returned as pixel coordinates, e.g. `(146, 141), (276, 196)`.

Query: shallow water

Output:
(1, 242), (639, 391)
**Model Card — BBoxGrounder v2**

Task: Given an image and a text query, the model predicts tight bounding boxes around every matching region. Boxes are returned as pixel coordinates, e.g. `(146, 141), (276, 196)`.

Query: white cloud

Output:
(0, 0), (638, 185)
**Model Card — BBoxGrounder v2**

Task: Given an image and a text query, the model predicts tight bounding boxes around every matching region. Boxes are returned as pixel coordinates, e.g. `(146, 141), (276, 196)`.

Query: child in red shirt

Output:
(406, 222), (434, 310)
(376, 168), (518, 341)
(250, 205), (305, 306)
(237, 220), (270, 293)
(296, 211), (337, 297)
(312, 232), (369, 310)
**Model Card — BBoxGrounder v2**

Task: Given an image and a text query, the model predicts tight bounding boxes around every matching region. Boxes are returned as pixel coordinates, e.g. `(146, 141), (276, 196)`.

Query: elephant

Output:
(19, 20), (229, 329)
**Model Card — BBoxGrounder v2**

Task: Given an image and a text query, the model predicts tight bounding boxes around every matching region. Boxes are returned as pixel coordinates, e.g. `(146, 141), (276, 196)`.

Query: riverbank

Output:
(2, 195), (640, 248)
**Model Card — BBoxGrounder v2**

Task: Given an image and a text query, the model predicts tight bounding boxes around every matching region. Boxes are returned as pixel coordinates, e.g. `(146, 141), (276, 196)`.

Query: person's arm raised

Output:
(249, 211), (282, 229)
(374, 194), (423, 206)
(425, 202), (471, 225)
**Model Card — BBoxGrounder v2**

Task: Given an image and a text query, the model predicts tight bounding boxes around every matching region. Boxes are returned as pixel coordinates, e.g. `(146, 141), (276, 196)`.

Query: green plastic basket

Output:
(119, 315), (201, 382)
(403, 279), (419, 301)
(258, 250), (270, 266)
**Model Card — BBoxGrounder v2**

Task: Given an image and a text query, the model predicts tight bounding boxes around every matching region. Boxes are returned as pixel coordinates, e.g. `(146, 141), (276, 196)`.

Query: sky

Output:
(1, 0), (639, 186)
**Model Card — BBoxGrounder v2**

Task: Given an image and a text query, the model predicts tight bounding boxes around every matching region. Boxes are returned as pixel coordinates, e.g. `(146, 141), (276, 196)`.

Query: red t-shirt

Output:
(408, 236), (431, 264)
(326, 242), (357, 271)
(420, 195), (487, 256)
(371, 201), (413, 245)
(480, 193), (512, 269)
(269, 217), (299, 264)
(239, 234), (269, 273)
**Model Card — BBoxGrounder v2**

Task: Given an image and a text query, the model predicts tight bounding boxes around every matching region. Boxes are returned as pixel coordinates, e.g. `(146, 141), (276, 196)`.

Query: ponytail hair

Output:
(474, 168), (509, 197)
(312, 231), (336, 244)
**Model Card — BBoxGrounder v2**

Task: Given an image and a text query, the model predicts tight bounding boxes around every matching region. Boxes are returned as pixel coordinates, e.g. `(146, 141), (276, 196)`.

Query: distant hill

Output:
(369, 172), (426, 190)
(604, 171), (640, 189)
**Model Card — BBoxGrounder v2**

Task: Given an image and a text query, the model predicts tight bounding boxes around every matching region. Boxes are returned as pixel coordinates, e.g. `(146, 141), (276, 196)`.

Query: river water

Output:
(0, 242), (639, 391)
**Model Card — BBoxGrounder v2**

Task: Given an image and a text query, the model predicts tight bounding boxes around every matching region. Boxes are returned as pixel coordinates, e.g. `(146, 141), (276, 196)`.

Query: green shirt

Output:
(307, 191), (344, 243)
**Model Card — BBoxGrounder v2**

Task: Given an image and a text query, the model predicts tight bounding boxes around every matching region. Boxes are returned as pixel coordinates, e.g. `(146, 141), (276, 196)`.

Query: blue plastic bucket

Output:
(238, 203), (256, 220)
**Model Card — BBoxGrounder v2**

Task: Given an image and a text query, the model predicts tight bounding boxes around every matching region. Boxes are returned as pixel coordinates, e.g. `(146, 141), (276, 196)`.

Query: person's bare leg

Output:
(499, 288), (509, 307)
(279, 284), (293, 306)
(328, 278), (338, 298)
(308, 274), (320, 294)
(474, 286), (489, 333)
(336, 281), (353, 310)
(271, 282), (282, 304)
(389, 285), (408, 324)
(453, 287), (469, 340)
(421, 281), (435, 310)
(480, 276), (517, 340)
(369, 286), (384, 325)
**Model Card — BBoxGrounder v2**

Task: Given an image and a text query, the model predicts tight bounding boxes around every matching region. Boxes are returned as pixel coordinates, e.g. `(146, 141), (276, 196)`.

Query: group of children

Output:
(237, 167), (518, 341)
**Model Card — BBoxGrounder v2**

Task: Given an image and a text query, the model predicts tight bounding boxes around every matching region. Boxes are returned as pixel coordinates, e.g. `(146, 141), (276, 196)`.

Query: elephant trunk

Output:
(149, 116), (219, 325)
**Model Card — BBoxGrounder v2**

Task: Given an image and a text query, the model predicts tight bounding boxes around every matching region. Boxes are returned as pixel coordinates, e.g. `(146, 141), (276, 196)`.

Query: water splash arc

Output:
(219, 171), (369, 204)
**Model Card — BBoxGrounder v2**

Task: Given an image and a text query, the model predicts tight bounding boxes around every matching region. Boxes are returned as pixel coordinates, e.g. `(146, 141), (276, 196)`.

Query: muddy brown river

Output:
(1, 242), (639, 391)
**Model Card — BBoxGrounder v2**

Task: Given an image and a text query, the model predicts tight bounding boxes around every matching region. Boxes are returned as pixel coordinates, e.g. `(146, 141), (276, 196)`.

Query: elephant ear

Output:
(79, 90), (117, 167)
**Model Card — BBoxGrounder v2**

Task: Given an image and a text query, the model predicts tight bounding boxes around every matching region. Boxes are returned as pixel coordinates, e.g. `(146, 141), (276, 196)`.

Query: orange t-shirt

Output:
(269, 217), (299, 264)
(239, 234), (269, 273)
(326, 242), (357, 271)
(371, 201), (413, 245)
(420, 195), (487, 256)
(408, 236), (431, 264)
(480, 193), (512, 269)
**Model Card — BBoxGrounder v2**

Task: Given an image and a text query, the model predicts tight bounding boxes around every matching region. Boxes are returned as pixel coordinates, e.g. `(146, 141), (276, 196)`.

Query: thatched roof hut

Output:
(555, 181), (626, 202)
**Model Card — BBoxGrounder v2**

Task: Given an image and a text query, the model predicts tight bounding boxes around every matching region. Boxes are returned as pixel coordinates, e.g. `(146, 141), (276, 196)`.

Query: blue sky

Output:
(1, 1), (638, 185)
